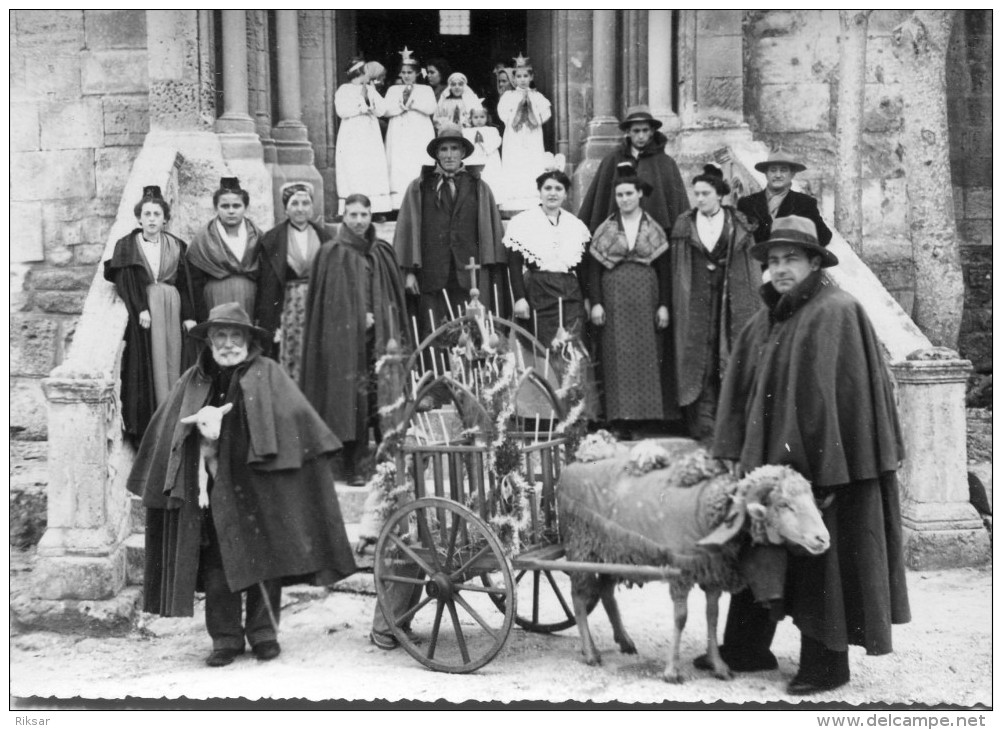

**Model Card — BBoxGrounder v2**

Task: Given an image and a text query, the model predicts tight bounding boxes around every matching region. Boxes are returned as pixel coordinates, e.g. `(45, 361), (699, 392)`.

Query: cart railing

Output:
(395, 432), (568, 547)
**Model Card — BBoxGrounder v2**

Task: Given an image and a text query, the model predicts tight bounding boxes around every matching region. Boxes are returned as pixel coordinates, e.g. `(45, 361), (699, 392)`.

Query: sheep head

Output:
(742, 465), (830, 555)
(696, 464), (830, 556)
(180, 402), (234, 442)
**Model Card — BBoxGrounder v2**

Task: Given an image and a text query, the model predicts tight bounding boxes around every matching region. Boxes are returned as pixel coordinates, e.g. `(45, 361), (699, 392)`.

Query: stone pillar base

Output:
(571, 120), (623, 210)
(34, 541), (128, 601)
(11, 586), (142, 637)
(901, 500), (991, 570)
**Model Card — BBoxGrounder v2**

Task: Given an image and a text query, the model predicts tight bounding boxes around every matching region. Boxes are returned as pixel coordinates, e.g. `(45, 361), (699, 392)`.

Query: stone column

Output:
(146, 10), (215, 132)
(573, 10), (622, 206)
(34, 379), (129, 602)
(216, 10), (274, 229)
(270, 9), (323, 222)
(891, 351), (991, 569)
(648, 10), (679, 133)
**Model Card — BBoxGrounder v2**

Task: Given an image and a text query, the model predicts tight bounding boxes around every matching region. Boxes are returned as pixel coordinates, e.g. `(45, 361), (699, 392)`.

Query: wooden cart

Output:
(370, 304), (687, 673)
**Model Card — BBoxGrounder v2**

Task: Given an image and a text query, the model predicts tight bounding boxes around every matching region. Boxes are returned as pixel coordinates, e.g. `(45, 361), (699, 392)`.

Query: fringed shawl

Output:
(187, 217), (262, 280)
(589, 212), (669, 270)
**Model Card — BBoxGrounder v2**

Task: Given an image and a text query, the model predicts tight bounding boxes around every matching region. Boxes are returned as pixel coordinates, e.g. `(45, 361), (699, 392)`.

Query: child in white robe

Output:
(463, 105), (504, 199)
(335, 57), (392, 214)
(383, 48), (437, 209)
(434, 72), (480, 131)
(497, 55), (552, 212)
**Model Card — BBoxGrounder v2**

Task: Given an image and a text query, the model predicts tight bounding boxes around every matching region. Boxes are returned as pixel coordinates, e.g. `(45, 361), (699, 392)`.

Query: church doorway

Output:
(339, 10), (527, 113)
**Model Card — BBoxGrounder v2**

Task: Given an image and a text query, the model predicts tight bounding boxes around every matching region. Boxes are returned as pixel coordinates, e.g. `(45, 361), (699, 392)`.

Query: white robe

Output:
(497, 89), (552, 211)
(335, 82), (392, 213)
(383, 84), (437, 209)
(463, 126), (504, 201)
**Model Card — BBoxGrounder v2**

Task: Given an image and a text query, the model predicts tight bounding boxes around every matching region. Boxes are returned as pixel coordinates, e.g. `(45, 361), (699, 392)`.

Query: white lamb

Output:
(180, 403), (234, 508)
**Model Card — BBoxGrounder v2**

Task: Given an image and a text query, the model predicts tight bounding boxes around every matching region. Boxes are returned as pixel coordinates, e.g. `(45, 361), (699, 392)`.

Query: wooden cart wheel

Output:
(373, 497), (516, 673)
(482, 565), (599, 634)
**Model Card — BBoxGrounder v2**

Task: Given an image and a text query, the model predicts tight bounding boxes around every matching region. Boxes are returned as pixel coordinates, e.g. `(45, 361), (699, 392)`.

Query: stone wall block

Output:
(96, 147), (142, 202)
(29, 266), (96, 292)
(11, 150), (96, 201)
(14, 10), (84, 48)
(33, 553), (126, 602)
(754, 83), (830, 132)
(82, 50), (150, 95)
(696, 10), (742, 35)
(861, 176), (908, 237)
(73, 243), (109, 266)
(697, 36), (744, 78)
(10, 379), (48, 440)
(40, 98), (104, 150)
(103, 97), (150, 146)
(23, 55), (82, 100)
(698, 77), (744, 116)
(33, 291), (87, 315)
(964, 187), (992, 219)
(11, 315), (60, 377)
(10, 202), (45, 264)
(750, 35), (833, 84)
(83, 9), (147, 50)
(11, 103), (40, 151)
(866, 36), (906, 85)
(957, 220), (992, 248)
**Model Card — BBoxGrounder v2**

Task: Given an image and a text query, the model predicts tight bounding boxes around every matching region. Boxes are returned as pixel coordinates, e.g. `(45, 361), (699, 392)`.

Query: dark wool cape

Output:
(186, 216), (264, 321)
(300, 224), (409, 442)
(577, 132), (690, 234)
(668, 207), (762, 407)
(736, 189), (833, 246)
(104, 230), (197, 441)
(393, 165), (506, 299)
(712, 273), (910, 653)
(127, 347), (356, 617)
(254, 220), (335, 351)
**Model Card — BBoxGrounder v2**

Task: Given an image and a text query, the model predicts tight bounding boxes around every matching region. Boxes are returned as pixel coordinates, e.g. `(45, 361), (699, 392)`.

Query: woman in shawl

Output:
(335, 57), (392, 214)
(104, 185), (196, 442)
(666, 164), (761, 443)
(504, 168), (590, 347)
(255, 182), (333, 382)
(187, 177), (263, 321)
(300, 193), (408, 485)
(384, 48), (437, 209)
(586, 167), (675, 439)
(497, 56), (552, 212)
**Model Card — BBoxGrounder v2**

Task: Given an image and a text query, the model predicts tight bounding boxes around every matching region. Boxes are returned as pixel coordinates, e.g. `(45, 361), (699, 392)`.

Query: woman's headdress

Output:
(513, 52), (532, 70)
(280, 181), (315, 208)
(141, 185), (164, 200)
(399, 46), (419, 68)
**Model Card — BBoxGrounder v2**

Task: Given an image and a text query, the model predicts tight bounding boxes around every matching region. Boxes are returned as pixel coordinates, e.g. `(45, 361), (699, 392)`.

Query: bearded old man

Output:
(705, 216), (910, 695)
(127, 303), (357, 667)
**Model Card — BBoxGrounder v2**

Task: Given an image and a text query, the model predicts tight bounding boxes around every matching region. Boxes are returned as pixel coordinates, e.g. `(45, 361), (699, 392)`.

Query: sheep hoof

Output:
(662, 669), (685, 684)
(713, 667), (733, 681)
(583, 651), (602, 667)
(618, 640), (637, 655)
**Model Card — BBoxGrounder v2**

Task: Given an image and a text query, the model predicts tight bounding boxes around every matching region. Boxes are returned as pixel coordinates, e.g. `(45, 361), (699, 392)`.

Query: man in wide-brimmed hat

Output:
(703, 216), (910, 695)
(127, 302), (357, 667)
(736, 150), (832, 246)
(578, 105), (690, 233)
(393, 122), (505, 335)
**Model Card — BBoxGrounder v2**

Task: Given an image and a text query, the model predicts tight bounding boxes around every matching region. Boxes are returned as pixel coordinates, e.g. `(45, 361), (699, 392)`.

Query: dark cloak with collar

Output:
(577, 131), (691, 234)
(393, 165), (506, 300)
(300, 223), (409, 443)
(668, 206), (762, 407)
(254, 219), (335, 354)
(187, 216), (264, 322)
(712, 272), (909, 653)
(127, 345), (355, 617)
(104, 229), (197, 441)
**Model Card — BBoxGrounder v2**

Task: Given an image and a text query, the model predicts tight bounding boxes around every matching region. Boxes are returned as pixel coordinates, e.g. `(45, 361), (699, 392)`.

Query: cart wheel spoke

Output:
(453, 592), (500, 639)
(381, 575), (426, 587)
(395, 595), (435, 629)
(543, 570), (575, 621)
(446, 600), (471, 664)
(445, 514), (462, 565)
(415, 510), (441, 571)
(427, 600), (445, 660)
(532, 570), (541, 624)
(449, 543), (494, 581)
(387, 533), (436, 575)
(454, 582), (508, 595)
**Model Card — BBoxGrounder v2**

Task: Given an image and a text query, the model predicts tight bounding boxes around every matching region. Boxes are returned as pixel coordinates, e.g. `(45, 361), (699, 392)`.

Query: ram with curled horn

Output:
(558, 441), (830, 683)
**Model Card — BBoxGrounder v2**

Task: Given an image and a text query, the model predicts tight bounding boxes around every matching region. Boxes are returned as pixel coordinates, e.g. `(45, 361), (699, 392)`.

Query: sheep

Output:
(179, 402), (234, 508)
(558, 444), (830, 683)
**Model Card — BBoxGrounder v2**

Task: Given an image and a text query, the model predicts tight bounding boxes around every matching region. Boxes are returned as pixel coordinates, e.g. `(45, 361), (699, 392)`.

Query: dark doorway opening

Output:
(346, 10), (528, 106)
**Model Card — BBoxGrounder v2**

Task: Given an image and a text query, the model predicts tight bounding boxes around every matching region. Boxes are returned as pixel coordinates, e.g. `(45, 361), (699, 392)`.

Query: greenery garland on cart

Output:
(361, 292), (590, 556)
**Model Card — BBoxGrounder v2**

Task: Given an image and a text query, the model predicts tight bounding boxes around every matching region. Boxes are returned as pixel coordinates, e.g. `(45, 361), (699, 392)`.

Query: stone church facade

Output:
(8, 10), (990, 618)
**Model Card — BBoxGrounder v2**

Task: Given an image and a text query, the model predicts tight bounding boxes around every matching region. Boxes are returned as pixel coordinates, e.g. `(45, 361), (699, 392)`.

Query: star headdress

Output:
(399, 46), (418, 67)
(513, 52), (531, 68)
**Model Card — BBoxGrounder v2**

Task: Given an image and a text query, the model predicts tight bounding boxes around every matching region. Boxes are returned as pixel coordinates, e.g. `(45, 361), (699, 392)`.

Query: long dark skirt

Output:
(597, 262), (665, 421)
(525, 270), (585, 347)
